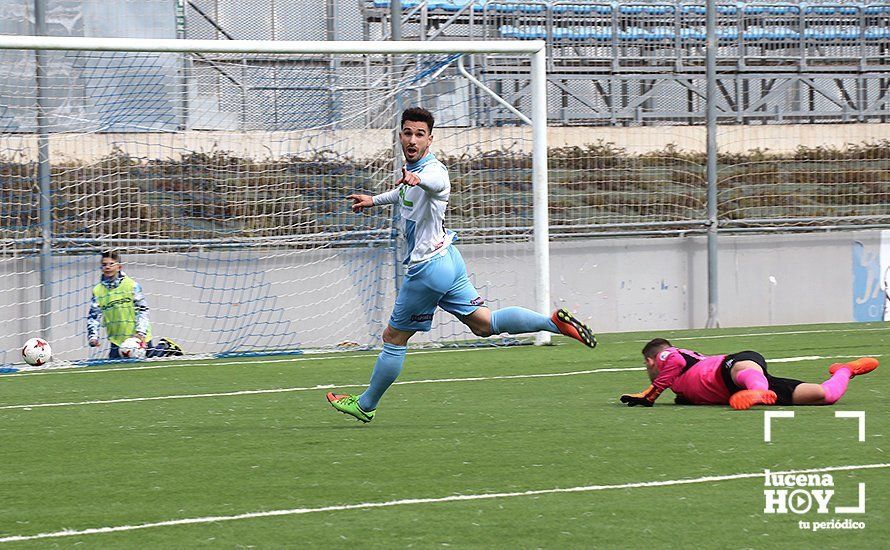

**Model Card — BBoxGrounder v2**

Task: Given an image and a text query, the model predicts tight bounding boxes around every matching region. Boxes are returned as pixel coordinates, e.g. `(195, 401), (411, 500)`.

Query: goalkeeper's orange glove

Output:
(620, 385), (663, 407)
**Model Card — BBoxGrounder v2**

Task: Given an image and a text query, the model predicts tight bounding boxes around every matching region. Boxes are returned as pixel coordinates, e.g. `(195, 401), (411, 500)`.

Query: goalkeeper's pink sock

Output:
(821, 367), (851, 405)
(735, 368), (769, 391)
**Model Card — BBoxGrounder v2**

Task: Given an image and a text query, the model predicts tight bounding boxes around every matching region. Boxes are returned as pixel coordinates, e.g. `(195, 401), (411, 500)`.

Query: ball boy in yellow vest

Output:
(87, 251), (182, 359)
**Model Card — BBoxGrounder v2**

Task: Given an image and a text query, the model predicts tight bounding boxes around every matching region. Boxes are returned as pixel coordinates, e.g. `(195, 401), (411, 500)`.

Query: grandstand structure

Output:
(362, 1), (890, 124)
(6, 1), (882, 130)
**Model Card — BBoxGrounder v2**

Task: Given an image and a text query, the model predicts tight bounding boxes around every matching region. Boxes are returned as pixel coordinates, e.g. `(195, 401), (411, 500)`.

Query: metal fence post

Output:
(391, 1), (404, 295)
(34, 0), (53, 341)
(705, 0), (719, 328)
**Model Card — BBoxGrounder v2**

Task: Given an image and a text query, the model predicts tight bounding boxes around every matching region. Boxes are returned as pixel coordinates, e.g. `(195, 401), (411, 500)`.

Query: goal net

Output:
(0, 36), (549, 366)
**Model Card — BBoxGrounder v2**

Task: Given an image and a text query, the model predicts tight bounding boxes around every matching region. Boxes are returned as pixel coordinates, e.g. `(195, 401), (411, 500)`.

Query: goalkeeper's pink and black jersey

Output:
(652, 347), (733, 405)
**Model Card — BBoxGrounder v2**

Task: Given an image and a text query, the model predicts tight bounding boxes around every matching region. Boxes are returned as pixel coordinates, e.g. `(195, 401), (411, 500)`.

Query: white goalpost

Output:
(0, 35), (550, 366)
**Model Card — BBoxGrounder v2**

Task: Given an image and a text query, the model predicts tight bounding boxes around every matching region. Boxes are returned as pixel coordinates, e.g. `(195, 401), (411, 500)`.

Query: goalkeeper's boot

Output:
(326, 392), (375, 423)
(729, 389), (777, 411)
(829, 357), (879, 378)
(551, 308), (597, 348)
(159, 337), (183, 356)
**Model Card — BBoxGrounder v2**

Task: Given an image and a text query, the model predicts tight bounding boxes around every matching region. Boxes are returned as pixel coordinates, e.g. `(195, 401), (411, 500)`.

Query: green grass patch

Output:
(0, 322), (887, 547)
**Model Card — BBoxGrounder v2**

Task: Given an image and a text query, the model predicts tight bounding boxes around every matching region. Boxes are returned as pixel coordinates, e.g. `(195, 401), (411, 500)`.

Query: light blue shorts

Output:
(389, 245), (484, 332)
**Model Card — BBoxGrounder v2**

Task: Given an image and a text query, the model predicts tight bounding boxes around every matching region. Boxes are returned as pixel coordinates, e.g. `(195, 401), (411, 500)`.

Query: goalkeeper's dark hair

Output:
(642, 338), (672, 358)
(101, 250), (121, 263)
(401, 107), (434, 133)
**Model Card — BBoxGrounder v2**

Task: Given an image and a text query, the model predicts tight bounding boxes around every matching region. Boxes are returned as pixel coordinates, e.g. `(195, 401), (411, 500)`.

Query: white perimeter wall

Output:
(470, 230), (879, 332)
(1, 230), (882, 363)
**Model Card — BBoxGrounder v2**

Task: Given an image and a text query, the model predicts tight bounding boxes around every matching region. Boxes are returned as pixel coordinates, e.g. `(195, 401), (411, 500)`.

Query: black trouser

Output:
(720, 350), (804, 406)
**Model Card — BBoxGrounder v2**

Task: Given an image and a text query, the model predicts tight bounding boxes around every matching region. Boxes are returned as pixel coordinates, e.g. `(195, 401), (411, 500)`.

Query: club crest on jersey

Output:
(399, 185), (414, 207)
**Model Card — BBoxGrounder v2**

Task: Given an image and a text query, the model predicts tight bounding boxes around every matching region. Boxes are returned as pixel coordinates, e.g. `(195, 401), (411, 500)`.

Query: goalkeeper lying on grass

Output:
(620, 338), (878, 409)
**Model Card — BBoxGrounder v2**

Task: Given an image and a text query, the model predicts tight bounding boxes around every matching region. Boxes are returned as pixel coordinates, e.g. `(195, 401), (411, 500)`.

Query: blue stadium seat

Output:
(719, 27), (741, 41)
(807, 5), (860, 16)
(617, 26), (675, 41)
(485, 2), (547, 14)
(679, 4), (746, 16)
(743, 26), (801, 41)
(501, 24), (616, 41)
(679, 27), (741, 41)
(427, 1), (461, 10)
(370, 1), (890, 48)
(372, 0), (422, 8)
(646, 27), (676, 40)
(804, 27), (863, 41)
(551, 3), (614, 15)
(368, 1), (890, 20)
(618, 5), (674, 16)
(619, 26), (646, 40)
(499, 25), (547, 39)
(744, 4), (800, 16)
(863, 4), (890, 15)
(679, 27), (705, 41)
(865, 27), (890, 40)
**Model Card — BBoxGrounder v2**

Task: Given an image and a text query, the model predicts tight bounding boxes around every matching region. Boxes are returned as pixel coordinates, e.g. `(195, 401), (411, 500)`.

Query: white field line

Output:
(768, 355), (868, 363)
(0, 462), (886, 544)
(4, 324), (887, 379)
(0, 367), (645, 410)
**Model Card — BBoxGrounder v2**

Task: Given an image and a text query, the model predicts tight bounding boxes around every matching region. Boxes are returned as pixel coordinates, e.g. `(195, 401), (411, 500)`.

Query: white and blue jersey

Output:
(373, 153), (483, 332)
(372, 153), (455, 266)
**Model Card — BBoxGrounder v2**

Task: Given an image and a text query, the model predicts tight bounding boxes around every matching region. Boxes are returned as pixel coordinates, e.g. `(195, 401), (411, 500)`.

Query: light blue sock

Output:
(358, 343), (407, 411)
(490, 306), (558, 335)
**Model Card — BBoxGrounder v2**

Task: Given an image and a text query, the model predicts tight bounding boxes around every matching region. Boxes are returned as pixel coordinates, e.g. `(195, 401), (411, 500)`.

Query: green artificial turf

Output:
(0, 322), (887, 548)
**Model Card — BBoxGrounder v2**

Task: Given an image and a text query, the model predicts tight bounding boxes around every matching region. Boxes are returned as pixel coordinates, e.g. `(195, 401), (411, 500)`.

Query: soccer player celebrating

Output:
(620, 338), (878, 409)
(326, 107), (595, 422)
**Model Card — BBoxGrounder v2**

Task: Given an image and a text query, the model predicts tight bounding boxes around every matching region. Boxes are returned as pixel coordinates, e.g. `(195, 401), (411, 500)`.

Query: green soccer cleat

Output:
(326, 392), (375, 423)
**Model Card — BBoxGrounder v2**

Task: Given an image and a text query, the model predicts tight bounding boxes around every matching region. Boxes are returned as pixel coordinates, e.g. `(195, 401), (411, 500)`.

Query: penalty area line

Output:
(0, 462), (887, 543)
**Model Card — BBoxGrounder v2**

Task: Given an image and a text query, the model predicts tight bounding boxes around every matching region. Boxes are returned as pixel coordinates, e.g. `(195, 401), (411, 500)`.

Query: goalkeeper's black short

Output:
(720, 350), (803, 406)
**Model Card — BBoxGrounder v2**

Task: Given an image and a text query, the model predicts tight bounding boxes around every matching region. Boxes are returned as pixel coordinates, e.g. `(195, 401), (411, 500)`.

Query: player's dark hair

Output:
(101, 250), (120, 263)
(642, 338), (672, 358)
(401, 107), (434, 133)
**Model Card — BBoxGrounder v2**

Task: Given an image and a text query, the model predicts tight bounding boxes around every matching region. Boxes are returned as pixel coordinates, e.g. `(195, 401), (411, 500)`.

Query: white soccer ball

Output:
(119, 337), (147, 359)
(22, 337), (52, 366)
